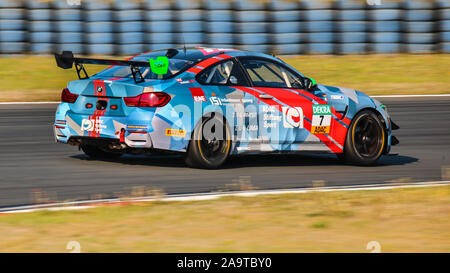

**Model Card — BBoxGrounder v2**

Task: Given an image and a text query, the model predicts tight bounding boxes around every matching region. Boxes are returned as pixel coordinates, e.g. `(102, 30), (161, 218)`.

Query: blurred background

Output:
(0, 0), (449, 56)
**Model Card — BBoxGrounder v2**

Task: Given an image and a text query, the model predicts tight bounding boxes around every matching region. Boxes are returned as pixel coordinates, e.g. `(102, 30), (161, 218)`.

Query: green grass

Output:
(0, 186), (448, 253)
(0, 54), (449, 102)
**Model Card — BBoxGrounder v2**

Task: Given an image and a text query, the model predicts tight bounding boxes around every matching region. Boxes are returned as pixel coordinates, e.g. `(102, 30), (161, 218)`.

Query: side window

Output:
(240, 58), (300, 88)
(197, 60), (247, 86)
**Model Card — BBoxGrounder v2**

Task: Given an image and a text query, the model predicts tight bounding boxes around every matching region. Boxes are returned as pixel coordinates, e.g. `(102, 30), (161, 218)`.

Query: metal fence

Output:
(1, 0), (450, 55)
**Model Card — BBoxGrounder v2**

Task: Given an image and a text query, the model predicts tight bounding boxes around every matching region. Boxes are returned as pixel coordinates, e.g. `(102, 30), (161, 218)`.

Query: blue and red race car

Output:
(54, 47), (399, 168)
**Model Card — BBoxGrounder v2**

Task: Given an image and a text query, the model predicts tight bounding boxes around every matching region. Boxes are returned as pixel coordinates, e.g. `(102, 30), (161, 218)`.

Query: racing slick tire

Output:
(341, 110), (386, 165)
(185, 114), (232, 169)
(81, 145), (122, 160)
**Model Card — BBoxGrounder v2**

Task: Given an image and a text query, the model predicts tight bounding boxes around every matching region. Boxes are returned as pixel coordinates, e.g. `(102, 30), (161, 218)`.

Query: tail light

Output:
(61, 88), (78, 103)
(124, 92), (171, 107)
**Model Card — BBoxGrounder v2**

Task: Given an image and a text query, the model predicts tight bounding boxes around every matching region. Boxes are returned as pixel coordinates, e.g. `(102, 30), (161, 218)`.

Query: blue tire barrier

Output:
(118, 21), (144, 33)
(85, 10), (112, 22)
(336, 1), (365, 9)
(146, 21), (173, 33)
(405, 44), (435, 53)
(272, 22), (302, 33)
(56, 43), (82, 54)
(269, 0), (299, 11)
(28, 9), (51, 21)
(271, 10), (299, 22)
(372, 32), (401, 43)
(174, 0), (201, 10)
(441, 31), (450, 42)
(206, 10), (233, 21)
(305, 10), (334, 21)
(0, 0), (22, 8)
(58, 32), (83, 43)
(207, 33), (233, 44)
(441, 42), (450, 52)
(406, 33), (435, 44)
(302, 0), (333, 9)
(0, 30), (24, 42)
(86, 22), (114, 33)
(56, 9), (82, 21)
(273, 33), (303, 44)
(114, 0), (140, 10)
(148, 10), (172, 21)
(144, 0), (171, 10)
(178, 9), (202, 21)
(86, 33), (114, 44)
(204, 0), (232, 10)
(372, 43), (401, 53)
(236, 22), (267, 33)
(405, 9), (434, 21)
(207, 21), (233, 33)
(437, 0), (450, 8)
(29, 21), (51, 32)
(340, 32), (367, 43)
(182, 32), (204, 44)
(0, 20), (24, 30)
(235, 0), (265, 10)
(236, 33), (268, 45)
(337, 21), (368, 32)
(405, 22), (435, 33)
(115, 10), (142, 22)
(0, 42), (25, 53)
(441, 9), (450, 20)
(235, 11), (266, 22)
(29, 43), (53, 53)
(308, 32), (334, 43)
(29, 31), (52, 43)
(86, 44), (114, 55)
(0, 9), (22, 20)
(274, 44), (302, 55)
(339, 43), (367, 54)
(118, 44), (144, 56)
(306, 21), (334, 32)
(52, 1), (83, 9)
(239, 44), (269, 53)
(179, 21), (203, 32)
(370, 9), (401, 21)
(308, 43), (334, 54)
(372, 21), (402, 32)
(84, 0), (110, 10)
(118, 32), (144, 44)
(56, 21), (83, 32)
(404, 0), (434, 9)
(148, 44), (175, 51)
(440, 20), (450, 31)
(149, 32), (174, 44)
(339, 10), (366, 21)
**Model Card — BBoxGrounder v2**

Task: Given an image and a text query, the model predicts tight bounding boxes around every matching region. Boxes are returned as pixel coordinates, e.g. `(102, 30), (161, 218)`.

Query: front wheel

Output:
(185, 114), (232, 169)
(341, 110), (386, 165)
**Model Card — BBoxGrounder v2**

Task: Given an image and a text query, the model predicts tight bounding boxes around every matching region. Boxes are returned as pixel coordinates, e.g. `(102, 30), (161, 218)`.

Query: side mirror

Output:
(229, 75), (238, 85)
(300, 77), (317, 91)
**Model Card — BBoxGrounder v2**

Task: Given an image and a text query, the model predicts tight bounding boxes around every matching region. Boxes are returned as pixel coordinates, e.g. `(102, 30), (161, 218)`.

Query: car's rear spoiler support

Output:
(54, 51), (150, 83)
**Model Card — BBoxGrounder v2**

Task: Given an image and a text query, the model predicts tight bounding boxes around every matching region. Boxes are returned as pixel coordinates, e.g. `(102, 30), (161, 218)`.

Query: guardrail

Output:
(0, 0), (449, 55)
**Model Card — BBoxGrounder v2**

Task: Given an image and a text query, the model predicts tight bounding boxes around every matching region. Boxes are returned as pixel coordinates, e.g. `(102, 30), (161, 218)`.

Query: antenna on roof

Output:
(182, 34), (187, 56)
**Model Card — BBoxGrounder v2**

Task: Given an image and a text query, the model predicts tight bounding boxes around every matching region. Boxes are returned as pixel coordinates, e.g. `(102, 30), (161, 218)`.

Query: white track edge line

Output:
(0, 181), (448, 214)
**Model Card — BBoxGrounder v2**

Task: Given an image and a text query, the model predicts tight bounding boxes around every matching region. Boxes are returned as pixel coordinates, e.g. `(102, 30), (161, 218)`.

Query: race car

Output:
(54, 47), (399, 168)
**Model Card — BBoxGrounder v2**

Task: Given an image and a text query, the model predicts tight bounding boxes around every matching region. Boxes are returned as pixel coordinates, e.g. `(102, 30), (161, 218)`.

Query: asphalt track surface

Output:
(0, 97), (449, 208)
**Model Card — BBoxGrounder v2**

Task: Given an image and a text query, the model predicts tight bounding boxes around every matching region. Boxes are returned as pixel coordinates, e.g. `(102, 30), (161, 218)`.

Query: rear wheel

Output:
(81, 145), (122, 160)
(185, 114), (232, 169)
(341, 110), (386, 165)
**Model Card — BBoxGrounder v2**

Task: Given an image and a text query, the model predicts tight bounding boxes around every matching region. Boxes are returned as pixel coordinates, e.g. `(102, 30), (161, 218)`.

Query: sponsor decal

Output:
(331, 95), (344, 100)
(127, 125), (147, 130)
(282, 106), (304, 128)
(189, 87), (207, 103)
(55, 120), (67, 125)
(149, 56), (169, 75)
(209, 97), (222, 105)
(311, 105), (332, 134)
(82, 119), (106, 133)
(165, 129), (186, 137)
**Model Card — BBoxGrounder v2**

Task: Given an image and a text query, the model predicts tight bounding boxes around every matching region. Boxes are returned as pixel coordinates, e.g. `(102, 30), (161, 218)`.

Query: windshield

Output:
(94, 58), (194, 80)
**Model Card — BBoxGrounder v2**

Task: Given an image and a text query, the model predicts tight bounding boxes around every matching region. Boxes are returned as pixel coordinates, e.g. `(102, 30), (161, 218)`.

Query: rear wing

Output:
(54, 51), (150, 83)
